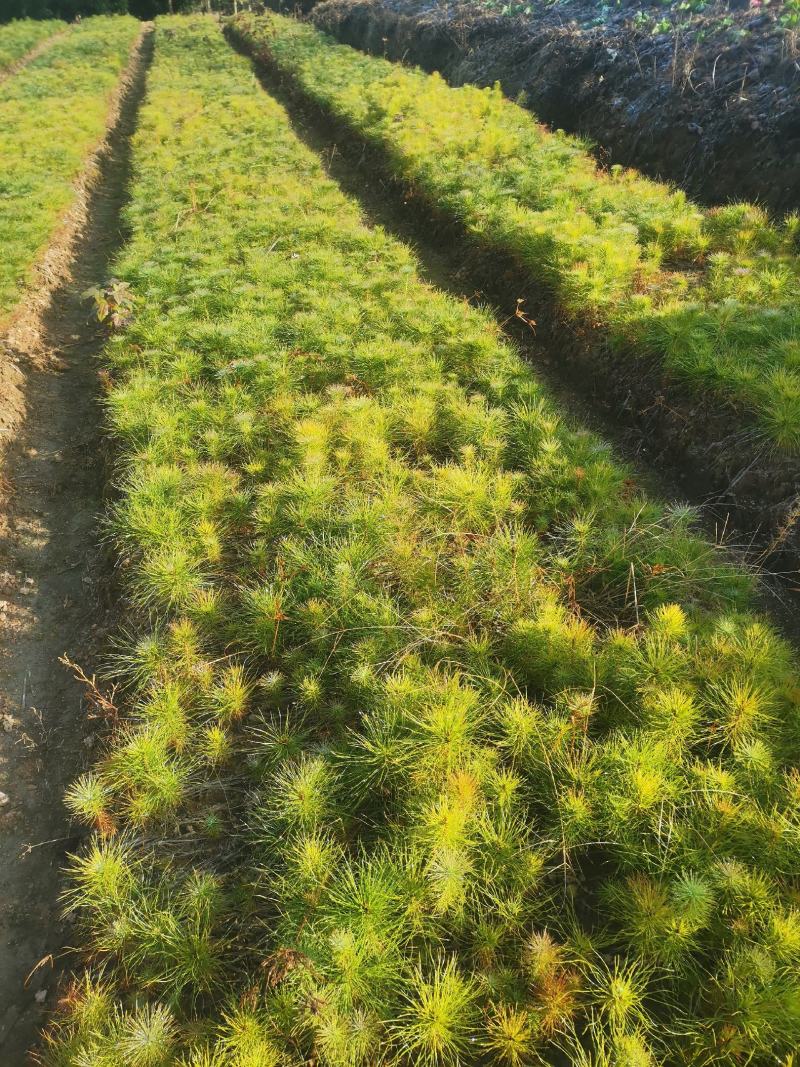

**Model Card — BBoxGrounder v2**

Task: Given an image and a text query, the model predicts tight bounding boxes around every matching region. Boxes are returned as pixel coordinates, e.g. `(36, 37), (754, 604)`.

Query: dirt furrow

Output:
(0, 24), (153, 1062)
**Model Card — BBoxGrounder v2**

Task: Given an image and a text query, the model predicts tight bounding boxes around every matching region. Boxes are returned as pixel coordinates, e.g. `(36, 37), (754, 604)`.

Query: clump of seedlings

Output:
(0, 15), (140, 322)
(44, 17), (800, 1067)
(231, 13), (800, 454)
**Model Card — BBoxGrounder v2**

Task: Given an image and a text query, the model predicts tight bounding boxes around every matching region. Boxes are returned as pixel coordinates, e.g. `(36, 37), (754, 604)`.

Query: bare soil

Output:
(294, 0), (800, 217)
(0, 26), (152, 1063)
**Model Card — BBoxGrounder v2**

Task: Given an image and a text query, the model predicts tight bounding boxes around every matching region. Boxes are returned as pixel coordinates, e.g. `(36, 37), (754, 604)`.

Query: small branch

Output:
(59, 653), (119, 723)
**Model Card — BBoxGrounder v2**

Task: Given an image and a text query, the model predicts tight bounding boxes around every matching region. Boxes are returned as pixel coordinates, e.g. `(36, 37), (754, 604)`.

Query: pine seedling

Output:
(533, 966), (582, 1038)
(712, 859), (774, 923)
(612, 1033), (658, 1067)
(118, 1003), (177, 1067)
(209, 663), (252, 724)
(649, 603), (689, 641)
(588, 958), (652, 1037)
(40, 974), (117, 1066)
(166, 618), (203, 669)
(135, 544), (208, 611)
(125, 897), (225, 1005)
(670, 871), (715, 933)
(66, 773), (115, 835)
(263, 754), (341, 834)
(732, 737), (777, 795)
(403, 671), (483, 777)
(296, 671), (324, 713)
(639, 687), (699, 749)
(564, 1029), (657, 1067)
(523, 930), (564, 988)
(394, 958), (479, 1067)
(705, 675), (775, 748)
(64, 838), (137, 918)
(249, 711), (309, 770)
(113, 630), (172, 690)
(217, 1006), (282, 1067)
(767, 909), (800, 962)
(201, 724), (232, 766)
(320, 925), (401, 1018)
(605, 876), (679, 966)
(494, 697), (547, 766)
(141, 681), (191, 753)
(483, 1004), (539, 1066)
(322, 855), (409, 952)
(320, 1006), (384, 1067)
(426, 846), (474, 917)
(105, 726), (188, 826)
(283, 830), (343, 906)
(178, 1048), (227, 1067)
(240, 583), (287, 657)
(186, 587), (228, 635)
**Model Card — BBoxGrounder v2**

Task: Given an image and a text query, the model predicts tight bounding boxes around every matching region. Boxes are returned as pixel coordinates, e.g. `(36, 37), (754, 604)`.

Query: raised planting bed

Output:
(44, 15), (800, 1067)
(0, 15), (141, 327)
(230, 13), (800, 573)
(297, 0), (800, 217)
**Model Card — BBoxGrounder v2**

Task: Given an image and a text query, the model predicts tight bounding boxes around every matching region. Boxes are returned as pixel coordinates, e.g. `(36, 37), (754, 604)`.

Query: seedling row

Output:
(230, 14), (800, 462)
(41, 16), (800, 1067)
(0, 15), (140, 324)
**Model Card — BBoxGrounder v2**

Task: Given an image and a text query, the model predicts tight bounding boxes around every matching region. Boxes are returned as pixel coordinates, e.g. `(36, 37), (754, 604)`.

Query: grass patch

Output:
(231, 12), (800, 455)
(0, 18), (64, 73)
(0, 15), (139, 325)
(44, 16), (800, 1067)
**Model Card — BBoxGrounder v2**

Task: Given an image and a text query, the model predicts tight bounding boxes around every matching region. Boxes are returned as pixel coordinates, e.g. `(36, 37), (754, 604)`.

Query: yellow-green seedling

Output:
(47, 16), (800, 1067)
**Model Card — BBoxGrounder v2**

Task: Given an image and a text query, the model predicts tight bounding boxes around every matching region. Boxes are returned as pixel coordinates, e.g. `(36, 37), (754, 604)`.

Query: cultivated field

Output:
(0, 18), (63, 74)
(234, 15), (800, 456)
(0, 10), (799, 1067)
(298, 0), (800, 217)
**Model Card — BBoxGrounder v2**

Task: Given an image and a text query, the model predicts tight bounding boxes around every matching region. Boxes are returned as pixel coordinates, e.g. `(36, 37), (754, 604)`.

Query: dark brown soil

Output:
(0, 26), (152, 1064)
(229, 20), (800, 636)
(289, 0), (800, 217)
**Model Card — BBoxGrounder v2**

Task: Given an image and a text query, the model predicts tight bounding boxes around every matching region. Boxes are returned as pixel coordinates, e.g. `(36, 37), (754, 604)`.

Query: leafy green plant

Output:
(84, 278), (136, 330)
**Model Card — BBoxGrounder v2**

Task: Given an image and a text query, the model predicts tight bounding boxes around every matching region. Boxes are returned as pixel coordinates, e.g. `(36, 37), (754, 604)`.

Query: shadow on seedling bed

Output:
(0, 26), (153, 1062)
(226, 22), (800, 639)
(298, 0), (800, 219)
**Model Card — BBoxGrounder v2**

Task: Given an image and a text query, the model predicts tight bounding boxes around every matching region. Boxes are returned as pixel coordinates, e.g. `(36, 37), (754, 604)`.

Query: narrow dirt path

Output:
(0, 26), (152, 1063)
(0, 28), (71, 89)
